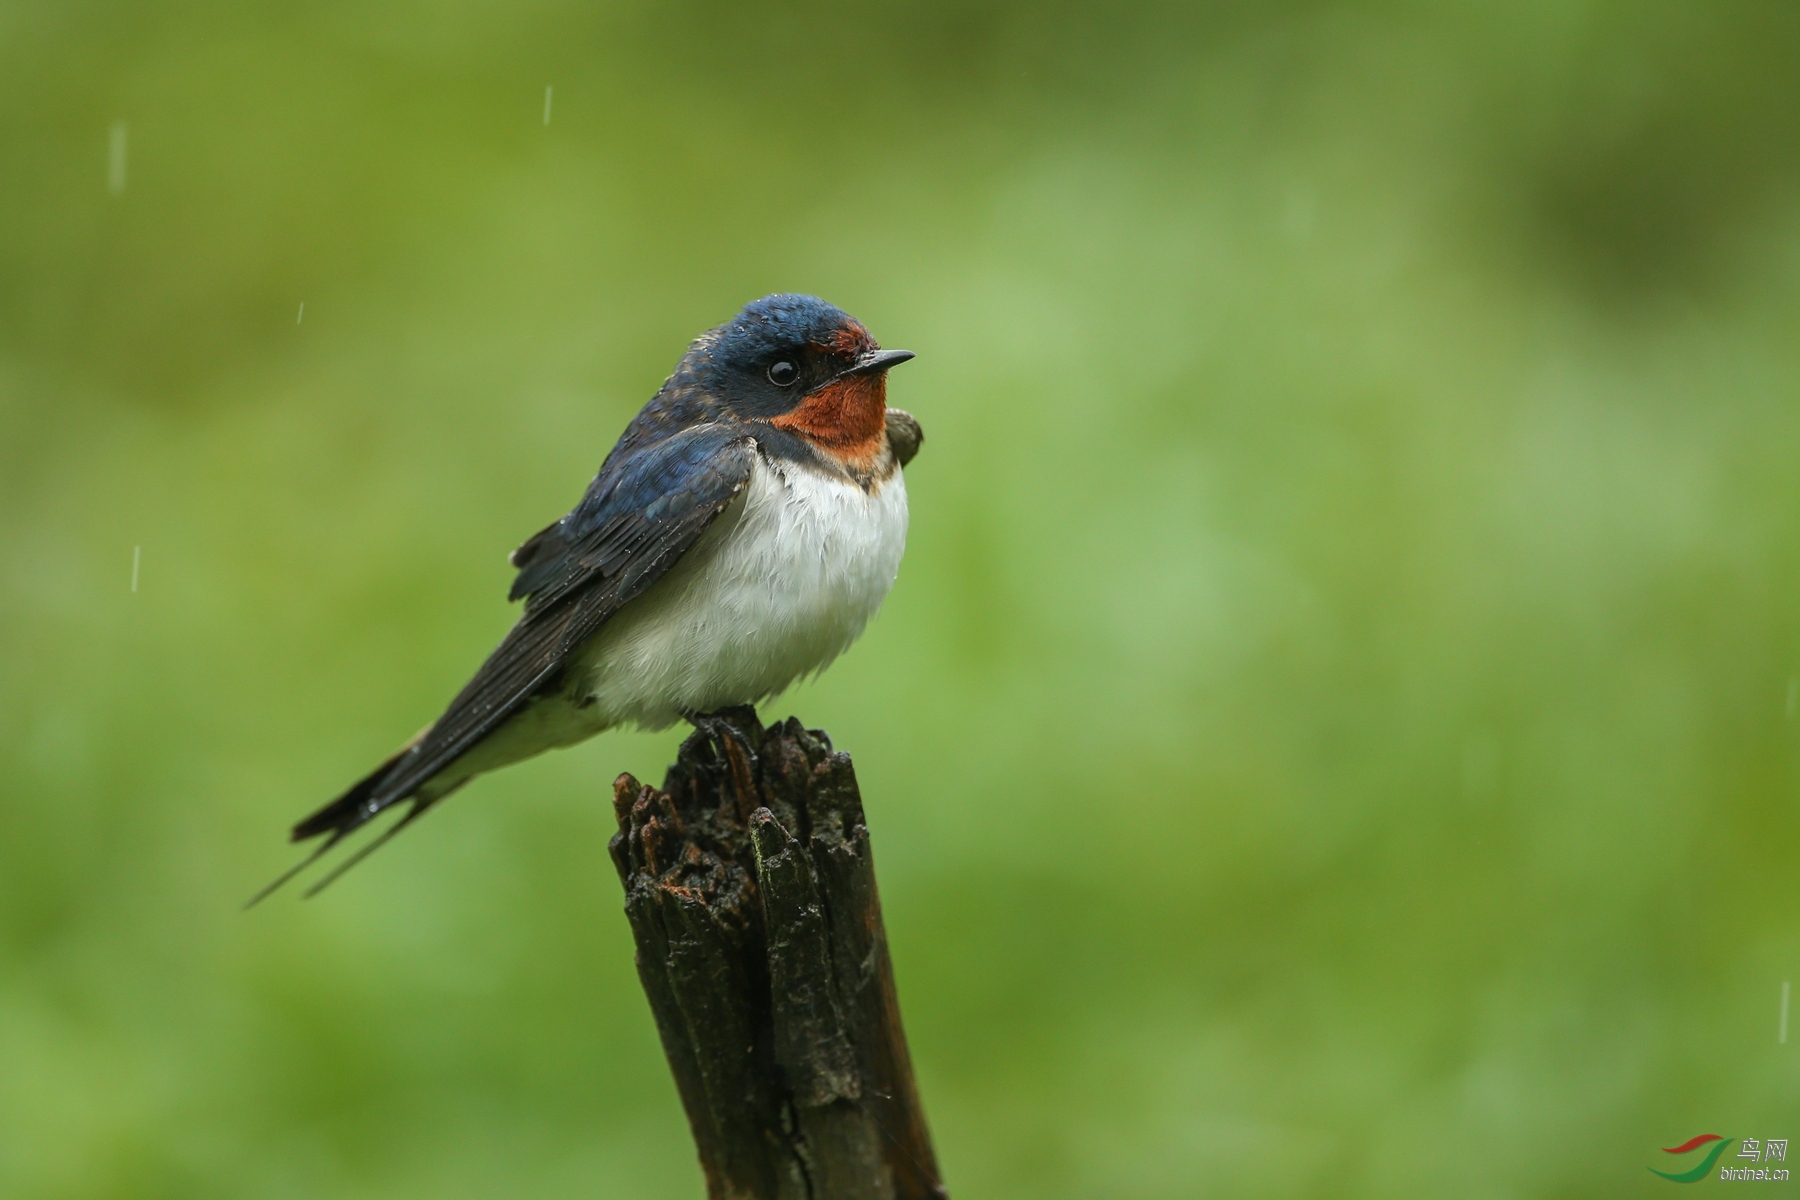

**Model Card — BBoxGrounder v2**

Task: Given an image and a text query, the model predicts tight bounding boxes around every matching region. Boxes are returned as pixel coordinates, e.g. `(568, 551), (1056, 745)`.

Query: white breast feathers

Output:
(574, 451), (909, 730)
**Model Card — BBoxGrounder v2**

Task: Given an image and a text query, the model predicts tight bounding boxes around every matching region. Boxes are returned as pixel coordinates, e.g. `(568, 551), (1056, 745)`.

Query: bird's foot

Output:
(685, 708), (761, 821)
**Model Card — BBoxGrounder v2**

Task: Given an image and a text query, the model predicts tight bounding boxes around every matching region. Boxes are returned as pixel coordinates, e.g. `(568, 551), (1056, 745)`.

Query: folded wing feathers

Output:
(293, 434), (758, 845)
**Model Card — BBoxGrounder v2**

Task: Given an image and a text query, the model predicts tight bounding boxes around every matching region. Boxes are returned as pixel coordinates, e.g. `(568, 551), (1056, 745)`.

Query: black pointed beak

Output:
(843, 348), (916, 377)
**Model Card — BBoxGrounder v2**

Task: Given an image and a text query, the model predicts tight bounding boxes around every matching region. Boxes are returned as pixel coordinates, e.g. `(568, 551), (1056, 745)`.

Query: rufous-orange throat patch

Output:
(771, 373), (887, 463)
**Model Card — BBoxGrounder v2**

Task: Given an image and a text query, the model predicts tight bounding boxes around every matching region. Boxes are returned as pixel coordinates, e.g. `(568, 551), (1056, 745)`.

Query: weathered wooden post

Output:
(609, 706), (947, 1200)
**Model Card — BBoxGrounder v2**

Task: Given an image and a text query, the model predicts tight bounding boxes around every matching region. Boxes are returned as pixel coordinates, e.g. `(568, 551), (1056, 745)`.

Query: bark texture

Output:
(609, 706), (946, 1200)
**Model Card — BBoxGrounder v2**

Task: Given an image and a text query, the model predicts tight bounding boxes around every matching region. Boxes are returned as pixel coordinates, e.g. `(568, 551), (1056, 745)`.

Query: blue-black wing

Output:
(288, 425), (757, 851)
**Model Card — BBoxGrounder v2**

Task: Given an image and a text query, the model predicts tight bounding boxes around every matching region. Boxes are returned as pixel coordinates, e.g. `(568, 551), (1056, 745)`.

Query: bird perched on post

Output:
(256, 294), (920, 900)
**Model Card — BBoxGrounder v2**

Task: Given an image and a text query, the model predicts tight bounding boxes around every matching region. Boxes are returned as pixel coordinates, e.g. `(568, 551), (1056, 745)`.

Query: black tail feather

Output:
(300, 799), (439, 899)
(291, 745), (413, 843)
(242, 835), (342, 910)
(244, 729), (441, 907)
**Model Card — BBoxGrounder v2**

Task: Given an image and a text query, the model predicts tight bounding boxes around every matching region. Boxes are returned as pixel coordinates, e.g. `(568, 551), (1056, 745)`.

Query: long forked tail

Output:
(245, 731), (447, 906)
(290, 741), (416, 843)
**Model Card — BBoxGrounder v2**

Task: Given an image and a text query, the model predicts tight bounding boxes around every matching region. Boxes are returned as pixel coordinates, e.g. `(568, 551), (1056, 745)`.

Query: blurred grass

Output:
(7, 1), (1800, 1196)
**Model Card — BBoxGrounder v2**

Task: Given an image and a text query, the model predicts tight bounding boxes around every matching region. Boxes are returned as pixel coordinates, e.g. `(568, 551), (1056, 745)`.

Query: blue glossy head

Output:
(717, 294), (869, 363)
(695, 294), (909, 420)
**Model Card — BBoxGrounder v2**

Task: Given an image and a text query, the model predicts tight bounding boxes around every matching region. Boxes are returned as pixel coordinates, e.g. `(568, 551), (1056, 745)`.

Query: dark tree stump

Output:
(609, 706), (947, 1200)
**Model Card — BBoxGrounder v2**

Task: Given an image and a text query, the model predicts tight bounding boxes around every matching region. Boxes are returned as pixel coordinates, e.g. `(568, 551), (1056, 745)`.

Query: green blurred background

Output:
(6, 2), (1800, 1196)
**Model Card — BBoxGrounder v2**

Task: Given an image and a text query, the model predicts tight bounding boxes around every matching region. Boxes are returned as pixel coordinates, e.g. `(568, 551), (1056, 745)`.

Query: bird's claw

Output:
(686, 708), (761, 821)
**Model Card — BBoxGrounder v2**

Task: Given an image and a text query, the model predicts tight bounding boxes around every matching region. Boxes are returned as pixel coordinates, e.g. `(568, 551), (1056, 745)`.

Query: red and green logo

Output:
(1651, 1135), (1732, 1182)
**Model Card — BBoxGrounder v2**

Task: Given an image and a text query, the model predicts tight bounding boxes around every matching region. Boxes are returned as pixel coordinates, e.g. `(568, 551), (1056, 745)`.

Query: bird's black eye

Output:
(768, 361), (798, 387)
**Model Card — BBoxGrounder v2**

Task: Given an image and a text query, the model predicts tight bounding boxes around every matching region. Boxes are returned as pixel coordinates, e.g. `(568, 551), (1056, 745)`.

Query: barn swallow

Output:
(255, 295), (920, 900)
